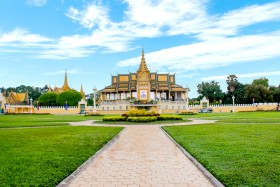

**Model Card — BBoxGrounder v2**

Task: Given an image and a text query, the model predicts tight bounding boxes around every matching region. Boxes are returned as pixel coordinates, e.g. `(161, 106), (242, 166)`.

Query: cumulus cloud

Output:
(118, 31), (280, 71)
(0, 28), (52, 44)
(66, 3), (110, 29)
(2, 0), (280, 63)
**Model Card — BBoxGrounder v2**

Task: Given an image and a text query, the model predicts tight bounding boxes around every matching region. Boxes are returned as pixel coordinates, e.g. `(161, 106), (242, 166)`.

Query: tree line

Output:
(195, 75), (280, 105)
(1, 85), (49, 101)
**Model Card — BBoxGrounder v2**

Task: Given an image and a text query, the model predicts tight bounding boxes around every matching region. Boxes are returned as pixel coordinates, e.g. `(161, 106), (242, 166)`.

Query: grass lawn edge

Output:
(160, 126), (224, 187)
(57, 127), (126, 187)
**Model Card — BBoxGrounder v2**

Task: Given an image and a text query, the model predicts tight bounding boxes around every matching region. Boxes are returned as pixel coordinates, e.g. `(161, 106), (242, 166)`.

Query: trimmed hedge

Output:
(157, 115), (183, 120)
(127, 116), (158, 123)
(85, 113), (104, 116)
(127, 109), (159, 117)
(179, 111), (197, 115)
(102, 116), (127, 122)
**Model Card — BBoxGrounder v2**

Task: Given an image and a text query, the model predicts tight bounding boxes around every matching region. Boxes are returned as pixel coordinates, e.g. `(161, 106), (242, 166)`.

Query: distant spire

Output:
(138, 47), (149, 72)
(62, 70), (70, 91)
(48, 84), (52, 92)
(80, 84), (85, 99)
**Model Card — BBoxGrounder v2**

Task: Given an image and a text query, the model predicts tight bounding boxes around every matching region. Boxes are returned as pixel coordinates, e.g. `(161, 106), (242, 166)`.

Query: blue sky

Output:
(0, 0), (280, 98)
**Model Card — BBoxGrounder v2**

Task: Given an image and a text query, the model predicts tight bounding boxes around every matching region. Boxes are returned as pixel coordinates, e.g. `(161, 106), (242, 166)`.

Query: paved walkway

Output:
(66, 120), (216, 187)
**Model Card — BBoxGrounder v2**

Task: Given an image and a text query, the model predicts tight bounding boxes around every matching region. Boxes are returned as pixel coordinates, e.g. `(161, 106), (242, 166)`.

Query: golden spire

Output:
(138, 47), (149, 72)
(48, 84), (52, 92)
(62, 70), (70, 91)
(80, 84), (85, 99)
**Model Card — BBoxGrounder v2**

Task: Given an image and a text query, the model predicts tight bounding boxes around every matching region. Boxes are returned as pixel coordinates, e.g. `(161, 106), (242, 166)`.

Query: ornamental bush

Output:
(157, 115), (183, 120)
(127, 109), (146, 117)
(127, 116), (158, 123)
(179, 111), (197, 115)
(102, 116), (127, 122)
(127, 109), (159, 117)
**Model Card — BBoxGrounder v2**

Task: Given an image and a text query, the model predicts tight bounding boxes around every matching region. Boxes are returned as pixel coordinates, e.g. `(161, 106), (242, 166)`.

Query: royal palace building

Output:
(99, 49), (189, 112)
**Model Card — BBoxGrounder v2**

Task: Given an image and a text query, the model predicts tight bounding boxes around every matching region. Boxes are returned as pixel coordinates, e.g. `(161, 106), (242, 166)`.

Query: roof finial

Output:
(138, 47), (149, 72)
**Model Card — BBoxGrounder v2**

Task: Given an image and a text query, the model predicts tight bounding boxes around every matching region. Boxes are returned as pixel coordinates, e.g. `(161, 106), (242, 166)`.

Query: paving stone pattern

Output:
(67, 125), (214, 187)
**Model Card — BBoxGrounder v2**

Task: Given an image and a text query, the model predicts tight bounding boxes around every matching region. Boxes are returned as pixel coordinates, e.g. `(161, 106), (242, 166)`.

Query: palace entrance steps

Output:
(61, 120), (222, 187)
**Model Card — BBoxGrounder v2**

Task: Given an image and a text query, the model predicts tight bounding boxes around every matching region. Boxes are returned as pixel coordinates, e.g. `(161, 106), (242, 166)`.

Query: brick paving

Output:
(66, 124), (215, 187)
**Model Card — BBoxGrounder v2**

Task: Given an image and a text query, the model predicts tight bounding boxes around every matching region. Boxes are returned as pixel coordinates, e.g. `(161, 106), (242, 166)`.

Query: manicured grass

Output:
(182, 111), (280, 123)
(0, 114), (113, 128)
(0, 126), (123, 186)
(163, 122), (280, 186)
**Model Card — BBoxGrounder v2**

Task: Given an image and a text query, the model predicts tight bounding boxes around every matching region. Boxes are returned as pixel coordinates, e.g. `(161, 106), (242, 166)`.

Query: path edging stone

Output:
(57, 127), (126, 187)
(160, 126), (224, 187)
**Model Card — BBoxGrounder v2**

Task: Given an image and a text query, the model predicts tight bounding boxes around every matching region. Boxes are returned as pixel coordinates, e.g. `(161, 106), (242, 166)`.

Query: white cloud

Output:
(197, 1), (280, 40)
(43, 69), (80, 75)
(118, 31), (280, 71)
(201, 71), (280, 81)
(26, 0), (47, 7)
(66, 3), (110, 29)
(2, 0), (280, 61)
(0, 28), (52, 44)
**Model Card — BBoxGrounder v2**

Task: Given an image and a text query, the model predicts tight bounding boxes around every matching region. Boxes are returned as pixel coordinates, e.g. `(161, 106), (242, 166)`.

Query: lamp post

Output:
(30, 98), (33, 113)
(93, 86), (97, 112)
(253, 98), (255, 107)
(185, 84), (190, 110)
(232, 95), (235, 112)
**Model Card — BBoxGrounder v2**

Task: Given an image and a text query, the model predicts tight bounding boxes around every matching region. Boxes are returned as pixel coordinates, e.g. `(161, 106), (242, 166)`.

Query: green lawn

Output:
(0, 126), (123, 186)
(0, 114), (110, 128)
(182, 111), (280, 123)
(163, 112), (280, 186)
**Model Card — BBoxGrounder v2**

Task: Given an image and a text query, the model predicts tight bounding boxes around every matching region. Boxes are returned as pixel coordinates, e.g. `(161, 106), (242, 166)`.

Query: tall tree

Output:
(269, 85), (280, 104)
(245, 77), (270, 103)
(223, 82), (247, 104)
(252, 77), (269, 88)
(197, 80), (223, 103)
(226, 74), (238, 93)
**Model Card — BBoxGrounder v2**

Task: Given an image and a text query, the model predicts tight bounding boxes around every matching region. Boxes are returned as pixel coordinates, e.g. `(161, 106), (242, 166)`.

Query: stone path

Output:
(66, 120), (218, 187)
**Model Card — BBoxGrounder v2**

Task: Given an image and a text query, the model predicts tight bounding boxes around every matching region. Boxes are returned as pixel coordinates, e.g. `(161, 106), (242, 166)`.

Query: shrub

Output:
(127, 116), (158, 123)
(85, 113), (104, 116)
(127, 109), (159, 117)
(179, 111), (197, 115)
(128, 109), (146, 117)
(102, 116), (127, 122)
(157, 115), (183, 120)
(121, 114), (128, 118)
